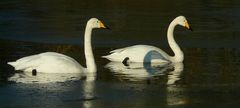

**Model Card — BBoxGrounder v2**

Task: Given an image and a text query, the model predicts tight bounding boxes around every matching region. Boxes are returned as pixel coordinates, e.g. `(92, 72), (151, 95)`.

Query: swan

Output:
(8, 18), (109, 73)
(102, 16), (192, 63)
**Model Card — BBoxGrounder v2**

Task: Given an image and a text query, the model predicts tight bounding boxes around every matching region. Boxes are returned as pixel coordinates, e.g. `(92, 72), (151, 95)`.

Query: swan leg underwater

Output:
(8, 18), (110, 73)
(102, 16), (192, 63)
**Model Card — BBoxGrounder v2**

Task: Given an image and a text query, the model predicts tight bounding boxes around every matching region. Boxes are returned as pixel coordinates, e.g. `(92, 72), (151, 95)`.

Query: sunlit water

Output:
(0, 0), (240, 108)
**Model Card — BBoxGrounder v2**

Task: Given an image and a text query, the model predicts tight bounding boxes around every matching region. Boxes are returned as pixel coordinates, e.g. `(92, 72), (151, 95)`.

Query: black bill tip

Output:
(105, 25), (111, 30)
(189, 26), (193, 31)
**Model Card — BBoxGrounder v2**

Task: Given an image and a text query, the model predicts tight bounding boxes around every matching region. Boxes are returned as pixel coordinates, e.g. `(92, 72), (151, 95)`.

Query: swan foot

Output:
(32, 69), (37, 76)
(122, 57), (130, 66)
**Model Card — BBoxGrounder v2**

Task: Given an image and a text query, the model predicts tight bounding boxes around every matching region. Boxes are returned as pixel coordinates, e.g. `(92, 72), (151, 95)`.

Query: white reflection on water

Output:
(8, 72), (96, 84)
(167, 63), (184, 85)
(82, 73), (96, 108)
(7, 72), (97, 108)
(166, 85), (188, 106)
(105, 62), (188, 106)
(105, 62), (183, 85)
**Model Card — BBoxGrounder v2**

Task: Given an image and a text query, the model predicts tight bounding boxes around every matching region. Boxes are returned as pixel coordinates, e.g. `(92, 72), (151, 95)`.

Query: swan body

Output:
(8, 18), (109, 73)
(8, 52), (85, 73)
(102, 45), (171, 63)
(103, 16), (192, 63)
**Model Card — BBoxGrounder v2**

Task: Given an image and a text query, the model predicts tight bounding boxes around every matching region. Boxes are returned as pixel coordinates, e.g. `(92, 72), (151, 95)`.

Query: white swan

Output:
(102, 16), (192, 63)
(8, 18), (109, 73)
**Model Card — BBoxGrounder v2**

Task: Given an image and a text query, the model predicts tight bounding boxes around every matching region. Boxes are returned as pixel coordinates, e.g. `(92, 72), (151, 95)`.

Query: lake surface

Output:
(0, 0), (240, 108)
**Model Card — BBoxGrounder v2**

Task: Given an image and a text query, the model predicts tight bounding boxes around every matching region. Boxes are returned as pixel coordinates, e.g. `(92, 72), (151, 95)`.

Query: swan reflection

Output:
(167, 63), (183, 85)
(166, 85), (188, 106)
(82, 73), (96, 108)
(8, 72), (97, 108)
(105, 62), (183, 84)
(8, 72), (95, 83)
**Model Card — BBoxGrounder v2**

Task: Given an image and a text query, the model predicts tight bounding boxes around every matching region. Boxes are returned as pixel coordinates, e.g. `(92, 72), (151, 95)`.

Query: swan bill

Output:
(189, 26), (193, 31)
(184, 21), (193, 31)
(100, 21), (111, 30)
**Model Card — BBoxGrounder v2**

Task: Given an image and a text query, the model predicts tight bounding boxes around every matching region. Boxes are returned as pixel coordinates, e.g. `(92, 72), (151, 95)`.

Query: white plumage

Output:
(102, 45), (170, 63)
(8, 52), (84, 73)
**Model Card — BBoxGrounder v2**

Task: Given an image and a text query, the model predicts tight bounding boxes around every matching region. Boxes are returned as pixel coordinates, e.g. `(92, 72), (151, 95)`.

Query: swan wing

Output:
(8, 54), (40, 70)
(102, 45), (170, 63)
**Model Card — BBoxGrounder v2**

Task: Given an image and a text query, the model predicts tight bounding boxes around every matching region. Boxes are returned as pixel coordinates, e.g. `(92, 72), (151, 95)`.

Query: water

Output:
(0, 0), (240, 108)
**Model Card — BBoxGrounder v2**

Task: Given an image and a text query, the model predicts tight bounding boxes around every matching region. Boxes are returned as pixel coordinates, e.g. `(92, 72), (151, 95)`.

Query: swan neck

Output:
(167, 20), (184, 62)
(84, 25), (96, 72)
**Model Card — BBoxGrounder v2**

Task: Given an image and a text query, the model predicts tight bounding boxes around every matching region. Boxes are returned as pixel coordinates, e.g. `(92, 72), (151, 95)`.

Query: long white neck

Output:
(167, 20), (184, 63)
(84, 25), (96, 73)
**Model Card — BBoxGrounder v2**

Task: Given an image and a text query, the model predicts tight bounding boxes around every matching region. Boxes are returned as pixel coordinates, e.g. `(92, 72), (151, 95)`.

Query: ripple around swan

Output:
(105, 62), (183, 85)
(8, 72), (96, 83)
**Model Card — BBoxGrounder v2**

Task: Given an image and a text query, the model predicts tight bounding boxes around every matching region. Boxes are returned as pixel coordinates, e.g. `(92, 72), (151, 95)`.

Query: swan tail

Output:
(102, 55), (111, 60)
(102, 54), (122, 62)
(8, 61), (20, 70)
(102, 55), (116, 61)
(7, 61), (17, 67)
(8, 61), (29, 71)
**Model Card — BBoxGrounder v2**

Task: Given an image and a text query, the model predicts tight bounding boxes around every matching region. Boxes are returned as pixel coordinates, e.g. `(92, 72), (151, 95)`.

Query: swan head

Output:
(87, 18), (110, 29)
(175, 16), (193, 31)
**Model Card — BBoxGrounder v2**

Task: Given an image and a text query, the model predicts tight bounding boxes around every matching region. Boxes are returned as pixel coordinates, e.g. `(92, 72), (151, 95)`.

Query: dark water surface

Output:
(0, 0), (240, 108)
